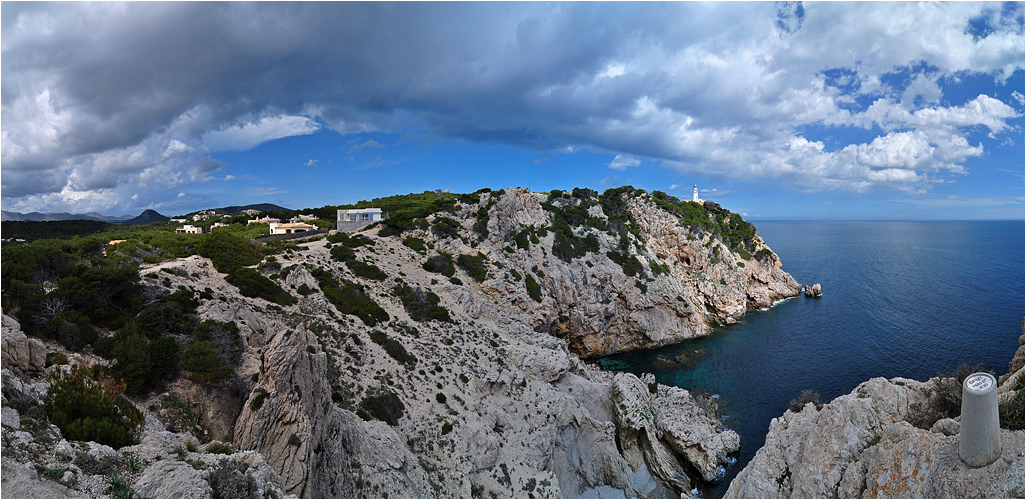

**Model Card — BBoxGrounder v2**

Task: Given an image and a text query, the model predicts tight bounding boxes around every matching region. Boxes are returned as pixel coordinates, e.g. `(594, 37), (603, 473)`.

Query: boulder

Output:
(1, 315), (47, 374)
(133, 460), (214, 498)
(804, 283), (822, 297)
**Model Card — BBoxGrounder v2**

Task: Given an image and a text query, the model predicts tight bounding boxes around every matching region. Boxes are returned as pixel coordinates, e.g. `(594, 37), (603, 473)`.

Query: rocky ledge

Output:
(725, 331), (1026, 499)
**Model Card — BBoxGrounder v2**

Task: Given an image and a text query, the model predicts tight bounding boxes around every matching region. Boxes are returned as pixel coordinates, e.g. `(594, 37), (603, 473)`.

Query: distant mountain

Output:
(219, 203), (291, 214)
(118, 209), (168, 225)
(0, 210), (132, 223)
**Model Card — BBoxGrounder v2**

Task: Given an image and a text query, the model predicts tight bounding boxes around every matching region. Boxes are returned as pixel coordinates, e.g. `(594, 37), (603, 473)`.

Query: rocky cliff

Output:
(1, 187), (798, 498)
(725, 332), (1026, 499)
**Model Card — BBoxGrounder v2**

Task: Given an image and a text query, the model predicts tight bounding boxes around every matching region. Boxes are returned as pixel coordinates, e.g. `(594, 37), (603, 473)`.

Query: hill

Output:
(219, 203), (290, 214)
(0, 210), (131, 223)
(118, 209), (168, 225)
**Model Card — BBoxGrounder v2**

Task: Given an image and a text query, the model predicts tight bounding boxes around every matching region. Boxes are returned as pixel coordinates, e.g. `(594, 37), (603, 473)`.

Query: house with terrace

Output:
(337, 208), (385, 232)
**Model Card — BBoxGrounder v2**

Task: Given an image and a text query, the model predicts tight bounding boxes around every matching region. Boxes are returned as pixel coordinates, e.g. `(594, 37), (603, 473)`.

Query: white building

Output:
(248, 216), (281, 225)
(175, 225), (203, 234)
(269, 222), (316, 235)
(337, 208), (385, 232)
(692, 185), (704, 204)
(289, 214), (317, 222)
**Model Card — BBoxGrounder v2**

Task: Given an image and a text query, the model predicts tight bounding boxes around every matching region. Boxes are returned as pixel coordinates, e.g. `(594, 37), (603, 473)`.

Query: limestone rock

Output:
(1, 457), (89, 499)
(1, 315), (47, 374)
(133, 459), (214, 498)
(725, 376), (1025, 499)
(804, 283), (822, 297)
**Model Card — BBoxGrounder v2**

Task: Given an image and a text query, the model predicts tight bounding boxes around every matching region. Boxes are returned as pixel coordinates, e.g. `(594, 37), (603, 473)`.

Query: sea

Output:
(597, 220), (1025, 498)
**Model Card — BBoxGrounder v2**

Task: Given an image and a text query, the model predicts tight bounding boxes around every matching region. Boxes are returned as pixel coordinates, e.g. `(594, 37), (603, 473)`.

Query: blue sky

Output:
(2, 2), (1023, 220)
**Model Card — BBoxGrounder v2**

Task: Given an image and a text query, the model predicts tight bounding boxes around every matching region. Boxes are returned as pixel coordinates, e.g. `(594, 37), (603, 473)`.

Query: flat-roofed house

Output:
(175, 225), (203, 234)
(337, 208), (384, 232)
(248, 216), (281, 225)
(269, 222), (316, 235)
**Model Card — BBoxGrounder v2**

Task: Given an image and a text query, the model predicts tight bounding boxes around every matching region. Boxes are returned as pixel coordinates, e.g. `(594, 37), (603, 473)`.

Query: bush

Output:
(431, 217), (461, 240)
(456, 253), (489, 282)
(369, 330), (418, 367)
(360, 390), (405, 426)
(226, 268), (296, 305)
(789, 389), (822, 413)
(441, 422), (453, 435)
(208, 458), (254, 499)
(296, 283), (314, 296)
(44, 364), (144, 449)
(607, 250), (644, 277)
(312, 269), (389, 326)
(999, 373), (1024, 430)
(110, 323), (156, 395)
(250, 389), (270, 411)
(392, 284), (452, 323)
(181, 341), (234, 383)
(436, 392), (447, 404)
(402, 236), (427, 254)
(422, 253), (456, 277)
(525, 274), (543, 303)
(345, 259), (388, 281)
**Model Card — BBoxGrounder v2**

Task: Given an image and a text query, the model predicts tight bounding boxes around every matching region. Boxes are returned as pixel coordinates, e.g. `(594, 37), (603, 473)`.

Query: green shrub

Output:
(441, 422), (453, 435)
(360, 390), (405, 426)
(422, 253), (456, 277)
(525, 274), (542, 303)
(402, 236), (427, 254)
(181, 341), (234, 383)
(329, 245), (356, 262)
(296, 283), (314, 296)
(607, 250), (643, 277)
(345, 259), (388, 281)
(431, 217), (461, 240)
(205, 441), (235, 455)
(369, 330), (418, 367)
(93, 335), (117, 359)
(449, 277), (463, 285)
(436, 392), (447, 404)
(250, 389), (270, 411)
(226, 268), (296, 305)
(392, 284), (452, 323)
(208, 458), (255, 499)
(456, 252), (489, 282)
(45, 351), (69, 367)
(311, 269), (389, 326)
(44, 364), (144, 449)
(136, 301), (195, 338)
(110, 322), (156, 395)
(789, 389), (822, 412)
(197, 232), (262, 274)
(999, 373), (1024, 430)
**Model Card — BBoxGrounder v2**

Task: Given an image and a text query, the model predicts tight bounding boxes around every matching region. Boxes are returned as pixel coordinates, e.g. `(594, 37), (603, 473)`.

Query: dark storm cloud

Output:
(1, 2), (1022, 212)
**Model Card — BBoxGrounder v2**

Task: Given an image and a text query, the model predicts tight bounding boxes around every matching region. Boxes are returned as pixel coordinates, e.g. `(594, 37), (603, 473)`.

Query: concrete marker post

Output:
(958, 372), (1002, 468)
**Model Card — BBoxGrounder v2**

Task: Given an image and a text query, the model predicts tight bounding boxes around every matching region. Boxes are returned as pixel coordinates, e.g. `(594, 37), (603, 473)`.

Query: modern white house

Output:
(248, 216), (281, 225)
(175, 225), (203, 234)
(337, 208), (385, 232)
(289, 214), (317, 222)
(269, 222), (317, 235)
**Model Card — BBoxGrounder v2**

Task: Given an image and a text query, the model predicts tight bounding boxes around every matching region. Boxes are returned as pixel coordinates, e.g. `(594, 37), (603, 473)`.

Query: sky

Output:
(1, 2), (1024, 220)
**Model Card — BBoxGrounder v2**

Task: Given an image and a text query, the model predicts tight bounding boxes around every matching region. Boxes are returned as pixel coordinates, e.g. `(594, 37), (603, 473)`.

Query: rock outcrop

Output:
(804, 283), (821, 297)
(725, 354), (1026, 499)
(1, 188), (795, 498)
(1, 315), (47, 374)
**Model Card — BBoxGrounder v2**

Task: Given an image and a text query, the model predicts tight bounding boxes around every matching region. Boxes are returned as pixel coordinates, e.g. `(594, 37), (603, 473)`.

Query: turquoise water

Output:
(598, 221), (1025, 497)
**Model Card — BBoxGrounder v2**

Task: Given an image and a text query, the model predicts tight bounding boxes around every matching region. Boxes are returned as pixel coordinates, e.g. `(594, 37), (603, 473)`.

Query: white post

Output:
(958, 372), (1002, 468)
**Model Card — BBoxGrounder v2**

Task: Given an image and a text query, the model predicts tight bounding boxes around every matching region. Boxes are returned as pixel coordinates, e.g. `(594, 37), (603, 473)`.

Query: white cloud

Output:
(598, 176), (619, 186)
(304, 159), (319, 167)
(348, 140), (385, 154)
(202, 115), (320, 152)
(608, 154), (641, 171)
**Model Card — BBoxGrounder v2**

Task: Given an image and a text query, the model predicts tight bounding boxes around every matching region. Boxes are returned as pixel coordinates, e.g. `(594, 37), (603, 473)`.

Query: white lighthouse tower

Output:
(692, 184), (703, 203)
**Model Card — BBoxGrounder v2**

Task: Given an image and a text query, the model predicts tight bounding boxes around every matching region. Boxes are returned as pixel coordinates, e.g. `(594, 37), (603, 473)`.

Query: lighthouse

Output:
(692, 184), (703, 203)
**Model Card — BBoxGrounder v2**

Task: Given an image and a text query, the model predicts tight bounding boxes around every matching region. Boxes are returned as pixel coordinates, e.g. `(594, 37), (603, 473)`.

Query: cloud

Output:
(348, 140), (385, 154)
(598, 176), (619, 186)
(1, 2), (1022, 212)
(202, 115), (320, 152)
(304, 159), (319, 167)
(608, 154), (641, 171)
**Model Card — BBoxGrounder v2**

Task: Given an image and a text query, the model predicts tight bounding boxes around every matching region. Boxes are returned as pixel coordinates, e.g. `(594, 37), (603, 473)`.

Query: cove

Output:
(598, 220), (1025, 497)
